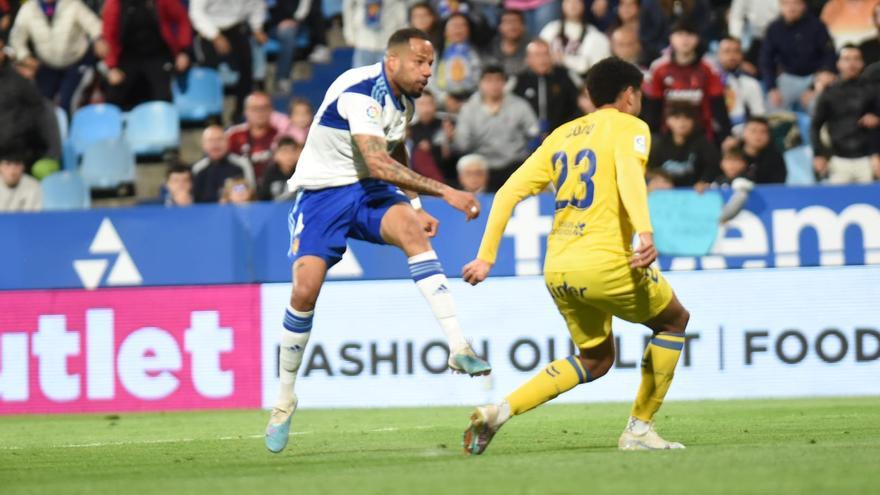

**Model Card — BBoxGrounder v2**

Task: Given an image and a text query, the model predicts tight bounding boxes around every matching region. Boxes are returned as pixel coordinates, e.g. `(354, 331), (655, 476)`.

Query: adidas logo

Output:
(434, 284), (450, 295)
(73, 218), (143, 290)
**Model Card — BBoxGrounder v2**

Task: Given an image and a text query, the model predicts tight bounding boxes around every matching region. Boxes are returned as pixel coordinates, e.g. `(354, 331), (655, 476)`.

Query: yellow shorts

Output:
(544, 258), (674, 350)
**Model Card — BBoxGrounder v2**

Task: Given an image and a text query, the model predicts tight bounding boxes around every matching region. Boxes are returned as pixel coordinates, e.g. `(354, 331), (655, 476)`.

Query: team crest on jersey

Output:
(634, 135), (647, 154)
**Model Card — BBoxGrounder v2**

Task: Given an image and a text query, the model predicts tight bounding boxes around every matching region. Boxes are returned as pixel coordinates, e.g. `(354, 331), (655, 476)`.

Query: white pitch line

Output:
(1, 425), (435, 451)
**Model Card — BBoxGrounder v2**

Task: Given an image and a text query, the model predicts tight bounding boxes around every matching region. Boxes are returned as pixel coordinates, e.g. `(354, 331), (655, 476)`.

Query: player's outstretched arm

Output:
(353, 134), (480, 220)
(463, 143), (554, 286)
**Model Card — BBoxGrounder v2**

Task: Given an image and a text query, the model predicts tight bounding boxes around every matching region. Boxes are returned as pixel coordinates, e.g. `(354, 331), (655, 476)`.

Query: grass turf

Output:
(1, 397), (877, 495)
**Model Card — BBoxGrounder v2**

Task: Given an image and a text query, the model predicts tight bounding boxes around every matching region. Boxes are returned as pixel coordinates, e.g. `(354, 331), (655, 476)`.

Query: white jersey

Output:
(288, 62), (415, 191)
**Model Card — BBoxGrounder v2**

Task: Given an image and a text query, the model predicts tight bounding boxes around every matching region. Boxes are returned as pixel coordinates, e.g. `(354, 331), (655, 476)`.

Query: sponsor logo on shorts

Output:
(546, 281), (587, 299)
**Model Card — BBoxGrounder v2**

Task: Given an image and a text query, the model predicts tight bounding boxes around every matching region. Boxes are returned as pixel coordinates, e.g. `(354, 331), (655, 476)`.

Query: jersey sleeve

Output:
(614, 120), (653, 234)
(337, 92), (385, 137)
(476, 137), (555, 264)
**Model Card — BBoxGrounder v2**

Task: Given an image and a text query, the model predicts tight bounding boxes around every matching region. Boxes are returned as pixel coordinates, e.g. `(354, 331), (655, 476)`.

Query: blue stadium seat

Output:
(41, 171), (91, 210)
(263, 37), (281, 57)
(79, 138), (136, 190)
(125, 101), (180, 156)
(173, 67), (224, 122)
(796, 112), (812, 148)
(784, 145), (816, 186)
(68, 103), (124, 158)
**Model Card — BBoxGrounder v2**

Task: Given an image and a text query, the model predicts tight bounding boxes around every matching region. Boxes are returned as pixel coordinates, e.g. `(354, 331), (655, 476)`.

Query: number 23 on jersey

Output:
(552, 148), (598, 211)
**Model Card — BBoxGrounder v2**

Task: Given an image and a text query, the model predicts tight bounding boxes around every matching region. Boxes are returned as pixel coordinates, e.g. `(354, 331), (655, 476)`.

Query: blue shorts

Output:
(288, 179), (410, 267)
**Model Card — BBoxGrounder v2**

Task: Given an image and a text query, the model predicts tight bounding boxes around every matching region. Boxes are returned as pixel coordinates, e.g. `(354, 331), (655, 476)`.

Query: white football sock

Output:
(276, 306), (312, 409)
(626, 416), (651, 435)
(408, 250), (468, 352)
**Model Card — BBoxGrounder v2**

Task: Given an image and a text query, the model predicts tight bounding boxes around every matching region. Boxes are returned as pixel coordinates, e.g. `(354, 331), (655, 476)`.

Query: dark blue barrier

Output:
(0, 184), (878, 290)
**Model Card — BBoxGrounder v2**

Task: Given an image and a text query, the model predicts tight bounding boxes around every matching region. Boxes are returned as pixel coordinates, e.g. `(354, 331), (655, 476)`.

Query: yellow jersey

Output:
(477, 107), (654, 272)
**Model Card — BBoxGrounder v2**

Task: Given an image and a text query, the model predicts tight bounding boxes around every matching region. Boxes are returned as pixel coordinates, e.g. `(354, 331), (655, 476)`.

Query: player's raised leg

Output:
(380, 203), (491, 376)
(464, 302), (615, 455)
(266, 255), (327, 453)
(619, 293), (690, 451)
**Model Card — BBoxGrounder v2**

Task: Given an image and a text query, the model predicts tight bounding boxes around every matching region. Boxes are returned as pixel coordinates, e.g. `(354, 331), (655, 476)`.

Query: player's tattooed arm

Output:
(354, 134), (448, 196)
(353, 134), (480, 219)
(388, 143), (418, 200)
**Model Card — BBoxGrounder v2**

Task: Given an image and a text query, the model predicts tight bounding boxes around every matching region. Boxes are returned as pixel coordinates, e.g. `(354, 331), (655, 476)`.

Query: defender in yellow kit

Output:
(461, 57), (692, 454)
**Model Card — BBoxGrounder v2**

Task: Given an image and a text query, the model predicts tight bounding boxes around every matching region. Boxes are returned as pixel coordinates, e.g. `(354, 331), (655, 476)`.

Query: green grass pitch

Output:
(1, 397), (877, 495)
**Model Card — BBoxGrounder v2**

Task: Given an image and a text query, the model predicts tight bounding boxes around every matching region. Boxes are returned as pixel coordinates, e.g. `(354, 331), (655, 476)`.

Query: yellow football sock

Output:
(506, 356), (590, 416)
(631, 332), (685, 422)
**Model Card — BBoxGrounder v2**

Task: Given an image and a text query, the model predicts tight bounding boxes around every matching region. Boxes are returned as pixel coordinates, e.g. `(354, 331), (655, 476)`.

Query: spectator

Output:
(657, 0), (712, 36)
(577, 84), (596, 114)
(190, 0), (267, 123)
(220, 176), (254, 205)
(430, 13), (482, 108)
(272, 98), (313, 145)
(761, 0), (836, 112)
(713, 147), (751, 186)
(821, 0), (880, 50)
(636, 0), (666, 63)
(482, 9), (529, 77)
(434, 0), (496, 48)
(505, 0), (560, 36)
(4, 56), (63, 164)
(409, 2), (444, 50)
(343, 0), (408, 67)
(227, 91), (279, 180)
(799, 68), (836, 114)
(859, 3), (880, 66)
(452, 64), (539, 191)
(148, 164), (194, 207)
(268, 0), (319, 95)
(9, 0), (106, 114)
(0, 61), (52, 169)
(0, 0), (15, 42)
(647, 103), (720, 189)
(192, 125), (253, 203)
(727, 0), (780, 75)
(512, 39), (581, 135)
(456, 153), (490, 193)
(0, 154), (42, 212)
(409, 90), (452, 184)
(102, 0), (192, 111)
(609, 0), (640, 34)
(584, 0), (618, 32)
(610, 26), (646, 68)
(811, 45), (880, 184)
(540, 0), (611, 81)
(259, 136), (302, 200)
(639, 0), (712, 61)
(646, 168), (675, 191)
(644, 20), (731, 144)
(716, 36), (765, 136)
(727, 116), (787, 184)
(712, 148), (755, 223)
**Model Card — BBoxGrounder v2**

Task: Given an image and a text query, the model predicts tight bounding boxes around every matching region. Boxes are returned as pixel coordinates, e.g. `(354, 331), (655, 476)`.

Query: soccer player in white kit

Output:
(265, 28), (492, 453)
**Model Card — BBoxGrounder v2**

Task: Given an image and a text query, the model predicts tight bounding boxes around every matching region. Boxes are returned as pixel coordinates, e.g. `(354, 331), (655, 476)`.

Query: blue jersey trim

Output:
(379, 64), (404, 111)
(317, 98), (350, 130)
(315, 64), (405, 130)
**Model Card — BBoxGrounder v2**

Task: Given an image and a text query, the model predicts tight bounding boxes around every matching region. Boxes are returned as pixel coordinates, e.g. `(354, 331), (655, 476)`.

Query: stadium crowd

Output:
(1, 0), (879, 212)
